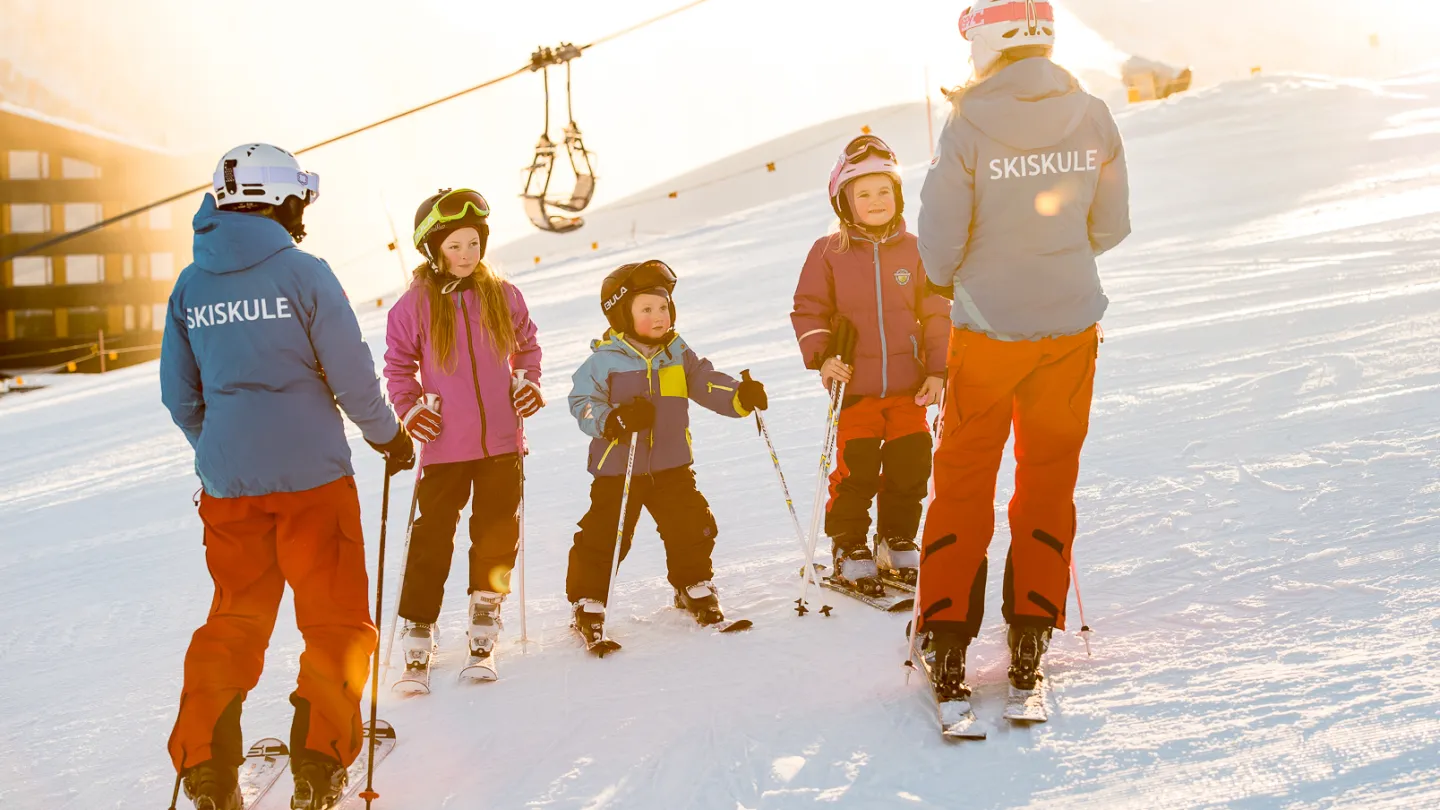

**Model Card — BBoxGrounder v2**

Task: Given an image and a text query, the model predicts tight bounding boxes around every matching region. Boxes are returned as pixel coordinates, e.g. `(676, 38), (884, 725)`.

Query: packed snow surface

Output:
(2, 71), (1438, 808)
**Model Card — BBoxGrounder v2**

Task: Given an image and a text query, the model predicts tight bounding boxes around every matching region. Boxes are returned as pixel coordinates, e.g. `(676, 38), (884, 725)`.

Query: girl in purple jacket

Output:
(382, 188), (543, 682)
(791, 135), (951, 596)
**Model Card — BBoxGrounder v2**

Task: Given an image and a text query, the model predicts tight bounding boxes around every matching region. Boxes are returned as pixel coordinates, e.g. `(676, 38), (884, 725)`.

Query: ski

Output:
(802, 564), (913, 613)
(573, 624), (622, 657)
(334, 720), (397, 809)
(391, 662), (431, 696)
(713, 618), (753, 633)
(909, 639), (987, 740)
(458, 651), (498, 683)
(237, 736), (288, 808)
(1002, 679), (1049, 723)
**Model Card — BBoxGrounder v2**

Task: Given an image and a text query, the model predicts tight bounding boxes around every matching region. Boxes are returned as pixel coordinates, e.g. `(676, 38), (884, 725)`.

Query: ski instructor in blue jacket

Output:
(160, 143), (413, 810)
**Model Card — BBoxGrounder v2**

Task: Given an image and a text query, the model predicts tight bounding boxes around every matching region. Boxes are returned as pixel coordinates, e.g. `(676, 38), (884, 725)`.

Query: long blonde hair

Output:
(411, 257), (518, 373)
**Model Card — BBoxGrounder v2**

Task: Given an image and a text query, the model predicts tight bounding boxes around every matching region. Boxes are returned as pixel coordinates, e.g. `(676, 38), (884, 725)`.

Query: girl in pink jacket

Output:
(791, 136), (951, 596)
(382, 188), (543, 683)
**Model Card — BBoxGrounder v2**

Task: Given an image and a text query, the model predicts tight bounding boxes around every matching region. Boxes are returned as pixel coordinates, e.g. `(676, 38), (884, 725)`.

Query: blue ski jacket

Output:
(160, 194), (400, 497)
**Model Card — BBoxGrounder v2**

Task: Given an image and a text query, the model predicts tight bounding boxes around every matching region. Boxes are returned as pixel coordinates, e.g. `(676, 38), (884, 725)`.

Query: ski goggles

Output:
(412, 188), (491, 248)
(213, 165), (321, 204)
(622, 259), (677, 293)
(959, 1), (1054, 39)
(842, 135), (898, 165)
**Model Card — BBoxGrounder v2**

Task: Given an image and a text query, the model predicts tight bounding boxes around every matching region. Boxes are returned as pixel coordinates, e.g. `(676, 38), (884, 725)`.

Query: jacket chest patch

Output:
(894, 268), (912, 287)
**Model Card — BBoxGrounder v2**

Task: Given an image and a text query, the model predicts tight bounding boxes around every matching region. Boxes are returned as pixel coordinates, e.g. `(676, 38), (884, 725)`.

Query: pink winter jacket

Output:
(384, 280), (541, 467)
(792, 220), (950, 399)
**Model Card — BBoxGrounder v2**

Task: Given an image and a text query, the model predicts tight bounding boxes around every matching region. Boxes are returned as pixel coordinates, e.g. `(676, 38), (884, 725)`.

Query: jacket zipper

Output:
(871, 239), (890, 398)
(457, 293), (489, 457)
(615, 334), (673, 473)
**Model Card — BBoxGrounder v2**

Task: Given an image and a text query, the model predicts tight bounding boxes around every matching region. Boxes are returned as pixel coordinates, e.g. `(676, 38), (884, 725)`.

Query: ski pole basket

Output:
(522, 43), (597, 233)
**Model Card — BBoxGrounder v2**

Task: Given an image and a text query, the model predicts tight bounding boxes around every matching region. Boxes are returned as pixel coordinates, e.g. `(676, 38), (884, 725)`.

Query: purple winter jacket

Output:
(791, 220), (950, 398)
(384, 280), (541, 467)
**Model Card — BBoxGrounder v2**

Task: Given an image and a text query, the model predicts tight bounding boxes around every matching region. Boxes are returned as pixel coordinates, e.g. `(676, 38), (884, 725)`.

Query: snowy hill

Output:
(2, 70), (1439, 809)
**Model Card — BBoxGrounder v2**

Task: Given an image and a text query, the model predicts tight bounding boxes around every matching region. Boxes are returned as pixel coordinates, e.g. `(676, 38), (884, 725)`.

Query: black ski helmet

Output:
(600, 260), (678, 336)
(413, 188), (491, 268)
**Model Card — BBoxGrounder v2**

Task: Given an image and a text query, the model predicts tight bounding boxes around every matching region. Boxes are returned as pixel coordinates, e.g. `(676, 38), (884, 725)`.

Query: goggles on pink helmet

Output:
(828, 135), (903, 225)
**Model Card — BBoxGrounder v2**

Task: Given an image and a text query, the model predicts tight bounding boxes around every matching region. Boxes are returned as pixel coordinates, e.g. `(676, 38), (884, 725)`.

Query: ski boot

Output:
(831, 540), (884, 596)
(1007, 625), (1052, 690)
(181, 760), (241, 810)
(875, 536), (919, 586)
(572, 598), (607, 644)
(400, 619), (435, 672)
(673, 580), (724, 626)
(467, 590), (504, 656)
(923, 629), (972, 701)
(290, 754), (346, 810)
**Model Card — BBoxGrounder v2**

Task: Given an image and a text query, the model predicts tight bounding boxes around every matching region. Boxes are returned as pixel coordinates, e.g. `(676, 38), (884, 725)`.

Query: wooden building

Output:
(0, 102), (197, 372)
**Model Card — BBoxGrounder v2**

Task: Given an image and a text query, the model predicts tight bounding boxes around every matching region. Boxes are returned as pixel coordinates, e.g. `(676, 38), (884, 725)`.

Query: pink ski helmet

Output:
(828, 135), (903, 226)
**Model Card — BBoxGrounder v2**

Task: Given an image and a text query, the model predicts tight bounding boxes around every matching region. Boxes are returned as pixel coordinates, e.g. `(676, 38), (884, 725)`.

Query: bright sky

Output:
(2, 0), (1438, 298)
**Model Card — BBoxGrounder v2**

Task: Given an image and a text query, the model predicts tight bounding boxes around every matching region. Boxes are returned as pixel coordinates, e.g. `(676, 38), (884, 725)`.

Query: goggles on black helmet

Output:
(413, 188), (491, 248)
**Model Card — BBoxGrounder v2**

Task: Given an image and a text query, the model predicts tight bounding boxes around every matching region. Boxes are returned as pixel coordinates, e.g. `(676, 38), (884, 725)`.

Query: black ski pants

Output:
(398, 454), (521, 624)
(566, 465), (718, 604)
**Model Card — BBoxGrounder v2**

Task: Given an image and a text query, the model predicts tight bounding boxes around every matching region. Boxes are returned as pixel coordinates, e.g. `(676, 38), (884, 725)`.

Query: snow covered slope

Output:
(2, 70), (1439, 809)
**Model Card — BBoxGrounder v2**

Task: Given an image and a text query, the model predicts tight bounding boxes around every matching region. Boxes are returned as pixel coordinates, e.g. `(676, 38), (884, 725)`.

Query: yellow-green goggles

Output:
(413, 188), (491, 248)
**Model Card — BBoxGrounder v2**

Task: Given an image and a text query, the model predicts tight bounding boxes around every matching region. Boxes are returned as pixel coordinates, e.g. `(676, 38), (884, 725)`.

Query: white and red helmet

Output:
(960, 0), (1056, 75)
(827, 135), (903, 225)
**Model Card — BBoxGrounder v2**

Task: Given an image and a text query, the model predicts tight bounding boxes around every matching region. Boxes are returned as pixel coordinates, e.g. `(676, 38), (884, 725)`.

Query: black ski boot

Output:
(1007, 625), (1052, 690)
(831, 538), (884, 596)
(290, 754), (347, 810)
(924, 629), (971, 701)
(673, 580), (724, 625)
(181, 760), (241, 810)
(572, 598), (606, 643)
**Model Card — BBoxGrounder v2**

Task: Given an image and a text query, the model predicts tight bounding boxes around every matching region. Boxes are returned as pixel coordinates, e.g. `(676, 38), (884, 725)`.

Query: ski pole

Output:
(1070, 554), (1093, 656)
(379, 455), (423, 686)
(602, 432), (640, 639)
(907, 381), (947, 681)
(516, 411), (530, 651)
(360, 458), (395, 808)
(741, 370), (818, 590)
(797, 378), (845, 615)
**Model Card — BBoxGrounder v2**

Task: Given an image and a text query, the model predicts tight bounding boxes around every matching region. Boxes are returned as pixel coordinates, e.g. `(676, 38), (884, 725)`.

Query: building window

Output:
(60, 158), (101, 179)
(7, 151), (47, 180)
(151, 303), (167, 331)
(11, 257), (53, 286)
(64, 203), (103, 232)
(147, 204), (172, 230)
(149, 252), (176, 281)
(8, 203), (51, 233)
(66, 254), (104, 284)
(124, 305), (136, 331)
(123, 254), (134, 279)
(13, 309), (55, 339)
(68, 306), (107, 338)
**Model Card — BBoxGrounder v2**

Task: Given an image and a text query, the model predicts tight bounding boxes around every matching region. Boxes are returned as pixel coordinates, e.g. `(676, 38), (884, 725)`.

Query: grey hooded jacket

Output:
(918, 57), (1131, 340)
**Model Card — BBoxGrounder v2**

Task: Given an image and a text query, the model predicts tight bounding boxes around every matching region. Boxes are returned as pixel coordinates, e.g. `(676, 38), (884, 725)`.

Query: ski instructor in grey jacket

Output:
(913, 0), (1131, 708)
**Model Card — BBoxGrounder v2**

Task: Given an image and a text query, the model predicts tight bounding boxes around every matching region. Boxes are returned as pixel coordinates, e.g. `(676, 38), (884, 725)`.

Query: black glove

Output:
(926, 276), (955, 301)
(368, 426), (416, 477)
(603, 398), (656, 439)
(738, 370), (768, 411)
(825, 316), (859, 365)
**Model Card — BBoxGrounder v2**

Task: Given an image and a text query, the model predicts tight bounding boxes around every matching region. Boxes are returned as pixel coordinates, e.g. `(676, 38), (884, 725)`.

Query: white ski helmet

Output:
(959, 0), (1056, 75)
(211, 143), (320, 209)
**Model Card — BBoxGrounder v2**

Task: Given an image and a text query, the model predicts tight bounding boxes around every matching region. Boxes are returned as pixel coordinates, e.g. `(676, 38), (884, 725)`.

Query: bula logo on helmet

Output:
(598, 260), (679, 336)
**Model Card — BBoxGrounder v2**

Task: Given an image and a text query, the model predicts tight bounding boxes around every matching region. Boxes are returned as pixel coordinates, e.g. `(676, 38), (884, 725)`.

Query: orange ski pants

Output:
(168, 476), (376, 773)
(919, 325), (1098, 640)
